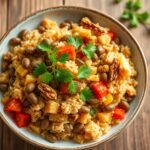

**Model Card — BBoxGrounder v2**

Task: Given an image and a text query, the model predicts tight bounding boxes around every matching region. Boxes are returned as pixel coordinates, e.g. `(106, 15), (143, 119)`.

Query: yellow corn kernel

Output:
(97, 112), (112, 123)
(29, 123), (41, 134)
(25, 74), (36, 85)
(16, 65), (28, 77)
(98, 34), (111, 45)
(45, 101), (60, 114)
(78, 113), (91, 124)
(85, 60), (92, 66)
(1, 96), (9, 104)
(41, 19), (57, 29)
(86, 75), (99, 82)
(103, 93), (113, 106)
(90, 66), (97, 75)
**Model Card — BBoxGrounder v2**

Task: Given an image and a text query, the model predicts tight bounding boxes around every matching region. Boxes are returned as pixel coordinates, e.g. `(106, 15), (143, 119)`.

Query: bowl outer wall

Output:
(0, 6), (148, 150)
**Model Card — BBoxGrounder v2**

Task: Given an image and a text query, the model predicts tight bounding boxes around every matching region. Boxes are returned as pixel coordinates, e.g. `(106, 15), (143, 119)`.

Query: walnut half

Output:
(38, 83), (57, 100)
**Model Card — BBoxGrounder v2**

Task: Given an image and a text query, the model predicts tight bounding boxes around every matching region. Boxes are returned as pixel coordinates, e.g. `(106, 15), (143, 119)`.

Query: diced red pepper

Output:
(57, 45), (76, 60)
(60, 82), (70, 94)
(90, 81), (108, 100)
(14, 112), (31, 128)
(76, 51), (84, 58)
(108, 31), (116, 40)
(4, 98), (23, 113)
(113, 107), (125, 120)
(83, 37), (90, 45)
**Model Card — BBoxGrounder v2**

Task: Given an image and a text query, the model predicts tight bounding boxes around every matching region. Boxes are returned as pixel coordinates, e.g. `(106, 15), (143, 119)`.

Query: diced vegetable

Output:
(57, 45), (76, 60)
(113, 107), (125, 120)
(90, 81), (108, 100)
(14, 112), (31, 128)
(44, 101), (60, 114)
(103, 93), (113, 106)
(108, 31), (116, 40)
(29, 123), (41, 134)
(97, 112), (112, 123)
(77, 51), (84, 58)
(78, 113), (90, 124)
(1, 96), (9, 104)
(25, 74), (36, 85)
(86, 75), (99, 82)
(60, 82), (70, 94)
(4, 98), (22, 113)
(16, 65), (28, 77)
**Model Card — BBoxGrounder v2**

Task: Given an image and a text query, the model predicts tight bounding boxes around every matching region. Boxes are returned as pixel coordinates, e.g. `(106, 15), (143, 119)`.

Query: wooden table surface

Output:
(0, 0), (150, 150)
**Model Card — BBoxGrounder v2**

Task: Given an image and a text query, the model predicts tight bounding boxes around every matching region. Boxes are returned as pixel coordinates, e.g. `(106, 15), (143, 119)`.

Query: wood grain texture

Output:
(0, 0), (150, 150)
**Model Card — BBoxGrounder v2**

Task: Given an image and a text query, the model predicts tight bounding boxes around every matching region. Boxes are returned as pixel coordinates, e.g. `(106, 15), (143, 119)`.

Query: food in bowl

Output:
(0, 17), (138, 143)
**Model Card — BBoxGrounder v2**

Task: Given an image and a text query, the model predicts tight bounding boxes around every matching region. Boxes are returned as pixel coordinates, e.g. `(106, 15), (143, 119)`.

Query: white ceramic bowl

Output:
(0, 6), (147, 150)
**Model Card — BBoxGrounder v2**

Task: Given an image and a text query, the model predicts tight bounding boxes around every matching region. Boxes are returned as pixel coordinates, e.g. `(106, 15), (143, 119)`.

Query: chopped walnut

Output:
(38, 83), (57, 100)
(108, 58), (119, 81)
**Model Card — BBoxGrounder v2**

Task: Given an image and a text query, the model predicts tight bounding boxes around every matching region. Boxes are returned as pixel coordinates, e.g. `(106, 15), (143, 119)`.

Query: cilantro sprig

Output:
(89, 108), (97, 116)
(120, 0), (150, 27)
(68, 36), (83, 49)
(82, 43), (96, 59)
(77, 65), (91, 79)
(37, 39), (51, 52)
(68, 81), (78, 94)
(33, 63), (47, 76)
(80, 88), (93, 101)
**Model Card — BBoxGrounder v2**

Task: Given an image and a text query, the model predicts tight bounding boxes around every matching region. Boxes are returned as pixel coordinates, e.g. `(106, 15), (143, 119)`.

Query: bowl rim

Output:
(0, 5), (148, 150)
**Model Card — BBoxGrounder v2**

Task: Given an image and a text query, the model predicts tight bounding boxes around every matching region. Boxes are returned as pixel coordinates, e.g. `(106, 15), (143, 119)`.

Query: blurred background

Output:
(0, 0), (150, 150)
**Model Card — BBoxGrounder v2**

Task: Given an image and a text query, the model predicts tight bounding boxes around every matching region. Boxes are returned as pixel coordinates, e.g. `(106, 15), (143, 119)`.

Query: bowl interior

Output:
(0, 7), (147, 150)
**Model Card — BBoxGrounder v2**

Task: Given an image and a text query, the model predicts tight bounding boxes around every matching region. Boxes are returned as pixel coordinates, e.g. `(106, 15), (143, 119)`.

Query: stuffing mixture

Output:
(0, 17), (138, 143)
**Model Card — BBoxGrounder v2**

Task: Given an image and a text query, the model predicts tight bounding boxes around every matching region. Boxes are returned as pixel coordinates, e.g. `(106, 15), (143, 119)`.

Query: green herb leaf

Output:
(48, 48), (58, 63)
(33, 63), (47, 76)
(138, 12), (149, 22)
(121, 11), (132, 20)
(77, 65), (91, 79)
(114, 0), (121, 4)
(82, 43), (96, 59)
(56, 69), (73, 82)
(133, 0), (142, 11)
(68, 36), (83, 49)
(126, 0), (133, 10)
(37, 40), (51, 52)
(68, 81), (78, 94)
(80, 88), (93, 101)
(40, 71), (53, 84)
(90, 108), (97, 116)
(58, 53), (69, 63)
(130, 13), (139, 27)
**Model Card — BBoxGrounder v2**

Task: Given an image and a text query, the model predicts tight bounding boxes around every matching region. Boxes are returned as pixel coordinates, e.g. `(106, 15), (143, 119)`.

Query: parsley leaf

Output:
(68, 81), (78, 94)
(58, 53), (69, 63)
(40, 71), (53, 84)
(33, 63), (47, 76)
(130, 12), (139, 27)
(48, 48), (58, 63)
(138, 12), (149, 22)
(82, 42), (96, 59)
(68, 36), (83, 49)
(133, 0), (142, 11)
(126, 0), (133, 10)
(37, 40), (51, 52)
(89, 108), (97, 116)
(80, 88), (93, 101)
(56, 69), (73, 82)
(121, 11), (132, 20)
(77, 65), (91, 79)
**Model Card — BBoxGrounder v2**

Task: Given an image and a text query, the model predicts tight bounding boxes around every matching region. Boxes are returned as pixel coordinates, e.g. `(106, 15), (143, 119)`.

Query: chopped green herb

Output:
(133, 0), (142, 11)
(37, 40), (51, 52)
(130, 12), (139, 27)
(33, 63), (47, 76)
(77, 65), (91, 79)
(68, 81), (78, 94)
(68, 36), (83, 49)
(58, 53), (69, 63)
(90, 108), (97, 116)
(82, 42), (96, 59)
(40, 71), (53, 84)
(48, 48), (58, 63)
(80, 88), (93, 101)
(56, 69), (73, 82)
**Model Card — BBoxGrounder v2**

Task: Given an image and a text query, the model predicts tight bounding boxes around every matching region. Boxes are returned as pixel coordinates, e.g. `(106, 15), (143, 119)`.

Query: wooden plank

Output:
(0, 0), (7, 149)
(2, 1), (63, 150)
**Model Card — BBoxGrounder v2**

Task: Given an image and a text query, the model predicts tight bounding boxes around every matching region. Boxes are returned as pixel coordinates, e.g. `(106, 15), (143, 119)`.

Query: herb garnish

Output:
(68, 36), (83, 49)
(77, 65), (91, 79)
(68, 81), (78, 94)
(90, 108), (97, 116)
(80, 88), (93, 101)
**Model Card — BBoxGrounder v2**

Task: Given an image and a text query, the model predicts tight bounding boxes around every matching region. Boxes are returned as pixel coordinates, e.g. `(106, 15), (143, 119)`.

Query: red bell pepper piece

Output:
(60, 82), (70, 94)
(113, 107), (125, 120)
(90, 81), (108, 99)
(76, 51), (84, 58)
(57, 45), (76, 60)
(14, 112), (31, 128)
(4, 98), (23, 113)
(108, 31), (116, 40)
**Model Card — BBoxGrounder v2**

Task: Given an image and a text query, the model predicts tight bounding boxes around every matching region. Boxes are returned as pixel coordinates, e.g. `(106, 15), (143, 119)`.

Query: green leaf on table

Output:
(126, 0), (133, 9)
(138, 12), (149, 23)
(82, 42), (96, 59)
(77, 65), (91, 79)
(68, 36), (83, 49)
(37, 39), (51, 52)
(80, 88), (93, 101)
(33, 62), (47, 76)
(114, 0), (121, 4)
(55, 69), (73, 82)
(130, 13), (139, 27)
(68, 81), (78, 94)
(58, 53), (69, 63)
(89, 107), (97, 116)
(133, 0), (142, 11)
(40, 71), (53, 84)
(121, 11), (132, 20)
